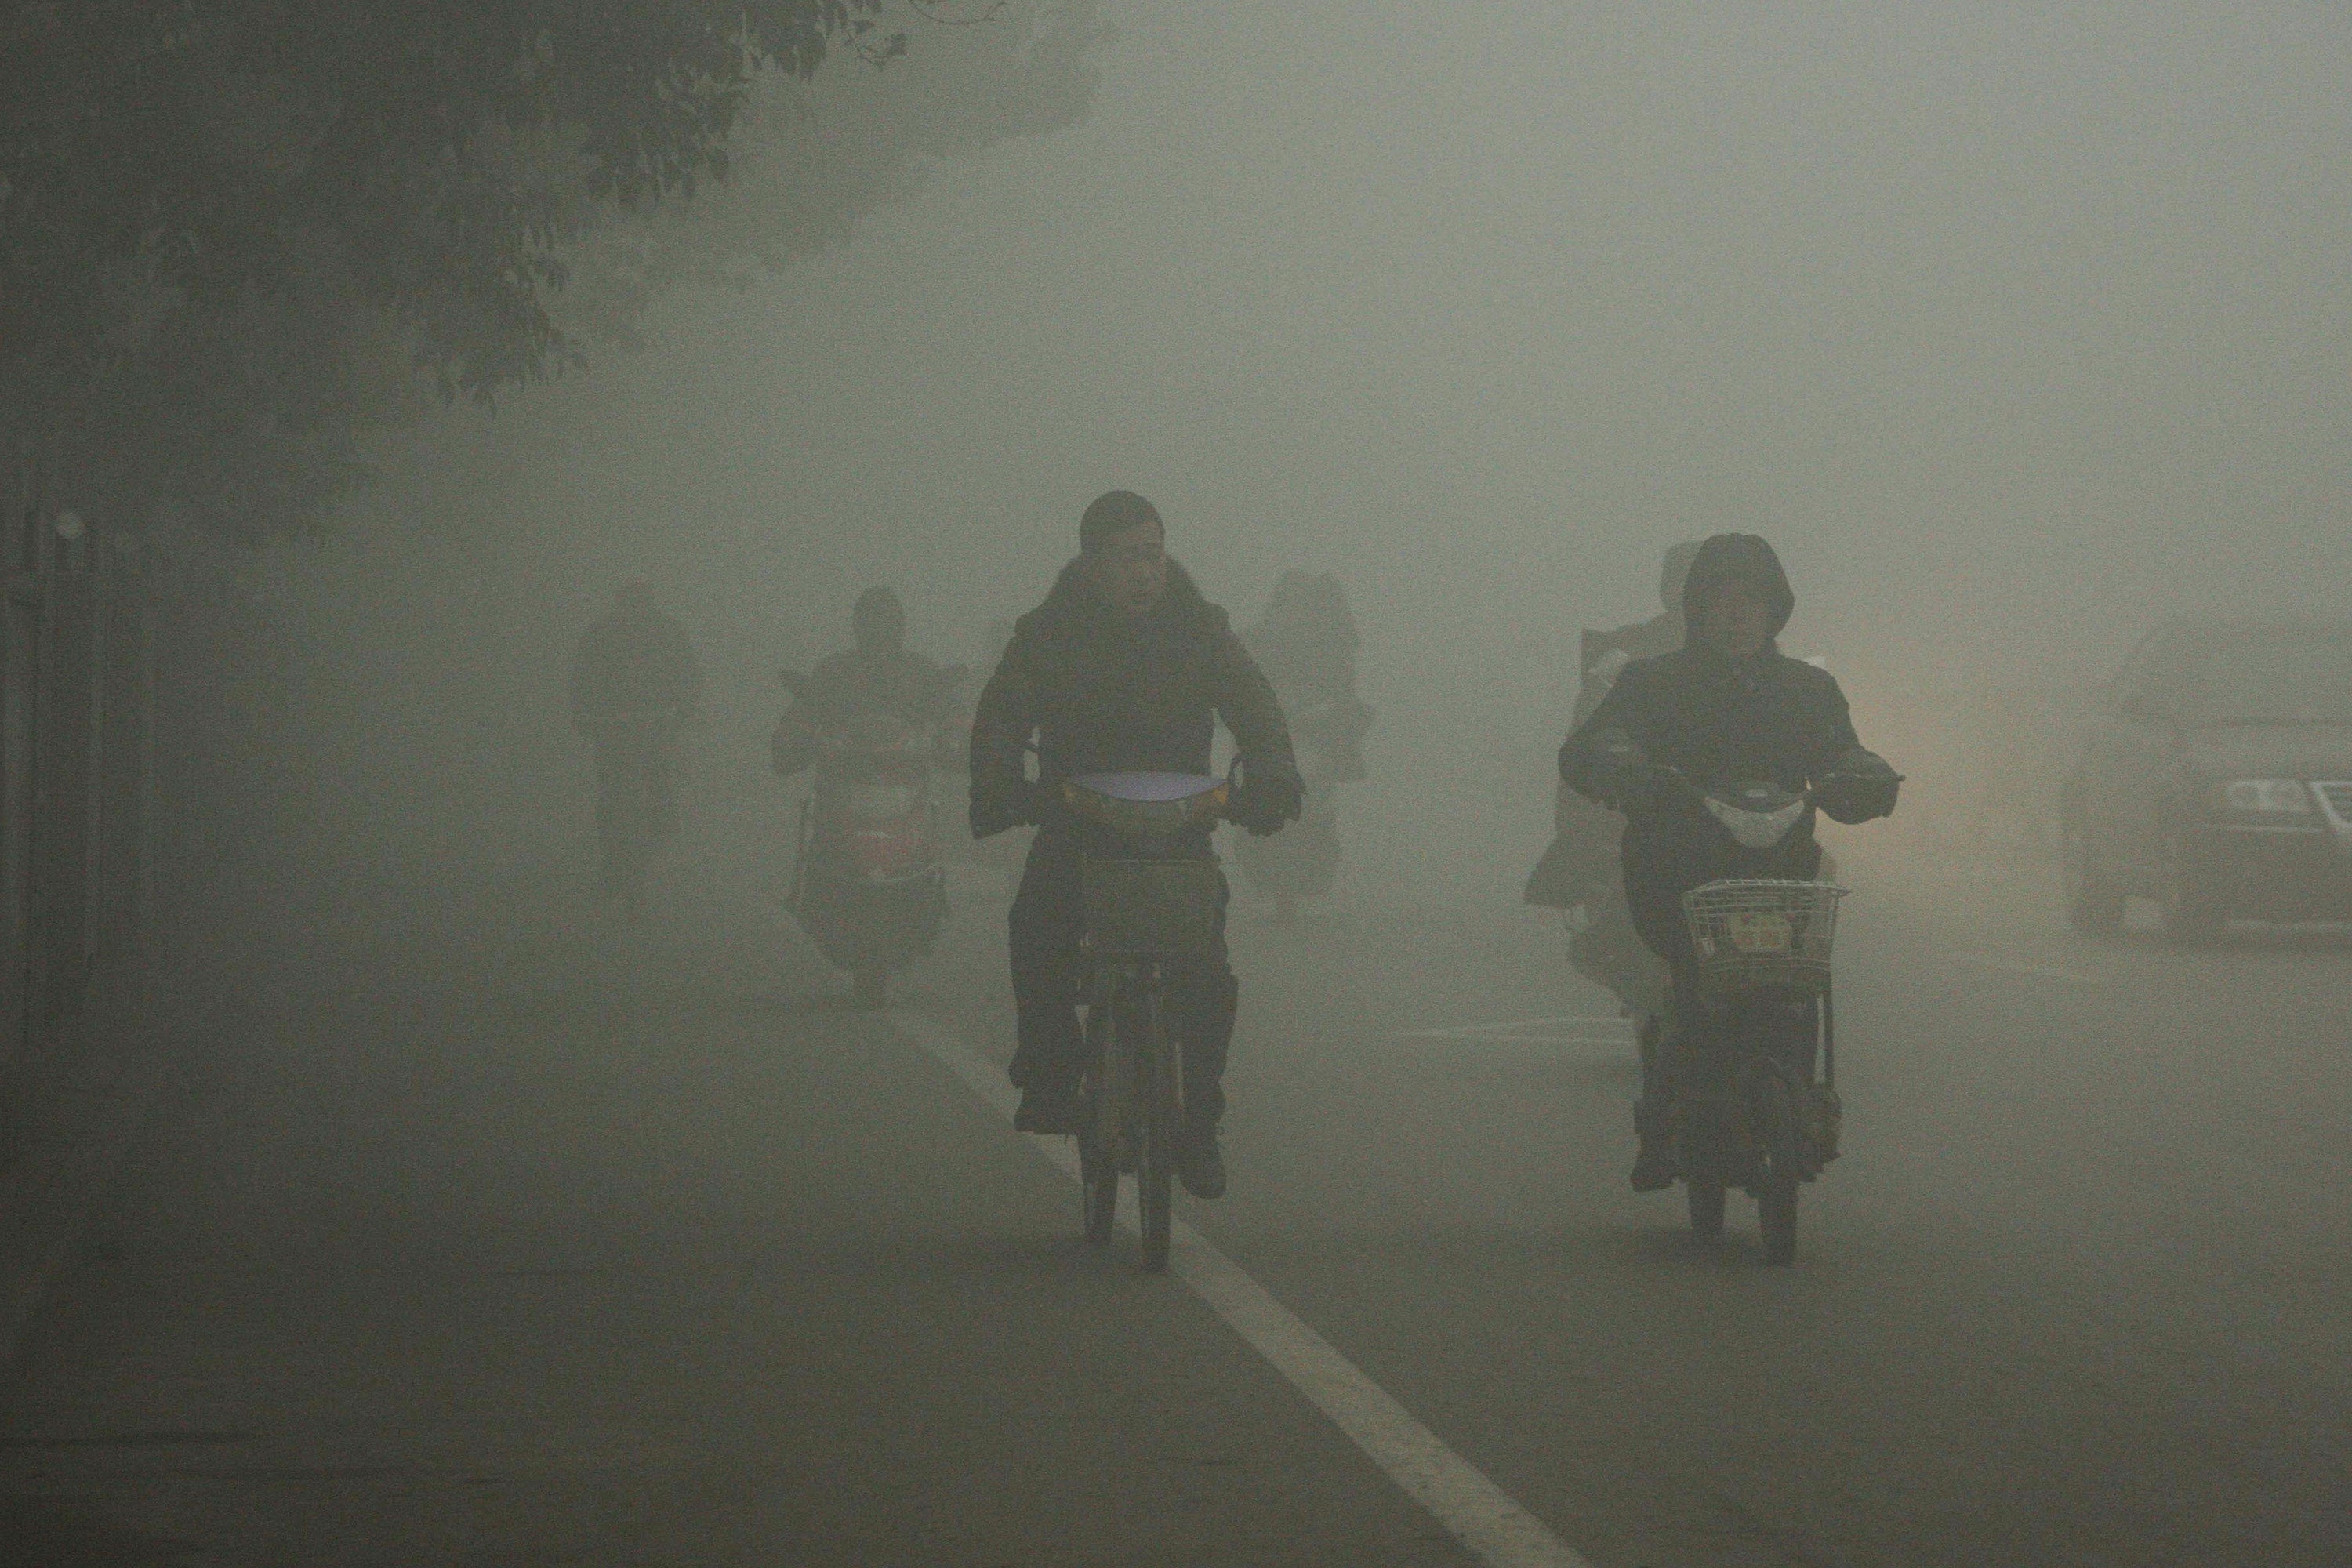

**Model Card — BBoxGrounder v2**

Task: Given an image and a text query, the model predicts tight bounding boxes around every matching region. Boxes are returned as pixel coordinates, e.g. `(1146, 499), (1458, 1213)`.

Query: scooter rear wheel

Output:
(1753, 1073), (1802, 1266)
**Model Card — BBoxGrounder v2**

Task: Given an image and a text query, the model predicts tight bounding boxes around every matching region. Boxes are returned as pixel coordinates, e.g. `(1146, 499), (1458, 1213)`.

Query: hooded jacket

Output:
(1558, 534), (1878, 892)
(970, 557), (1300, 839)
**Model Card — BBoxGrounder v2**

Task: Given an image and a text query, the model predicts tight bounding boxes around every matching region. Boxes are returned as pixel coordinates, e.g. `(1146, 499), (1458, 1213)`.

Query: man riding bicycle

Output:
(1558, 535), (1898, 1190)
(970, 490), (1302, 1199)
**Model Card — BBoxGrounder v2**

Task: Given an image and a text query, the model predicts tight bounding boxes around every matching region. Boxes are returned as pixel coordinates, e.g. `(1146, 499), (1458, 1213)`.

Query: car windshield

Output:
(2167, 630), (2352, 725)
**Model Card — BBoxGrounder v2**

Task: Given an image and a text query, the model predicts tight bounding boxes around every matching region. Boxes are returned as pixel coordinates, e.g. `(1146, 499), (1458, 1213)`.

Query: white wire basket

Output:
(1680, 880), (1848, 995)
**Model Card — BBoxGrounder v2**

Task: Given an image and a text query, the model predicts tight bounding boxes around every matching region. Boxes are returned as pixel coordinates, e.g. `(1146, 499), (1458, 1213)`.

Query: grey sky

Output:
(351, 0), (2352, 725)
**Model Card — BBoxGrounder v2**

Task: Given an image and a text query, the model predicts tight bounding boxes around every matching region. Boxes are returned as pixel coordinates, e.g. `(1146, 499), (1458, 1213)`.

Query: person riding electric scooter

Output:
(1559, 534), (1899, 1191)
(773, 588), (969, 1004)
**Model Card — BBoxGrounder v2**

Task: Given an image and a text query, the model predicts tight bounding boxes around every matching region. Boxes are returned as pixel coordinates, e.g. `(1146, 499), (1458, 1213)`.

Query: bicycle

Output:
(1058, 771), (1234, 1273)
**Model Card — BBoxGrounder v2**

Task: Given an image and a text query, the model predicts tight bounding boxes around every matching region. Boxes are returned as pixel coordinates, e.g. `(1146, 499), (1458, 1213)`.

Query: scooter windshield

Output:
(1702, 786), (1809, 851)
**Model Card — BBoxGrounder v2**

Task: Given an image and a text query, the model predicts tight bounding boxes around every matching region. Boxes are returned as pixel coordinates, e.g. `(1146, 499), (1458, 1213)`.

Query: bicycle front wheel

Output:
(1079, 979), (1119, 1248)
(1137, 991), (1178, 1273)
(1138, 1138), (1172, 1272)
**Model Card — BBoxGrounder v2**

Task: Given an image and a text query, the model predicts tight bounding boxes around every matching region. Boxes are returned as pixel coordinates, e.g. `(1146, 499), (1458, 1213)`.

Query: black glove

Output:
(1585, 728), (1663, 812)
(1232, 770), (1304, 837)
(1816, 748), (1900, 824)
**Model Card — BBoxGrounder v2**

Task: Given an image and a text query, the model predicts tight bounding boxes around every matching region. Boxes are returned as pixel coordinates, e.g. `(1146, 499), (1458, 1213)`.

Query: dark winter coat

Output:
(971, 557), (1299, 840)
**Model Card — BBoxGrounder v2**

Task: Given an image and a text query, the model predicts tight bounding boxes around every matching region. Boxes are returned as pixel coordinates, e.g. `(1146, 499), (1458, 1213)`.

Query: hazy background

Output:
(252, 0), (2352, 882)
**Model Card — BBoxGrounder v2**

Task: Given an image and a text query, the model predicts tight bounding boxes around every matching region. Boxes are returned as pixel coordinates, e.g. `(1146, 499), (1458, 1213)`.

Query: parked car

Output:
(2062, 619), (2352, 938)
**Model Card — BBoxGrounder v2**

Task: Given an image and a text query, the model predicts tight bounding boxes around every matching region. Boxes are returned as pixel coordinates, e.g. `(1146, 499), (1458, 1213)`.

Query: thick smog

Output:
(2, 5), (2347, 1566)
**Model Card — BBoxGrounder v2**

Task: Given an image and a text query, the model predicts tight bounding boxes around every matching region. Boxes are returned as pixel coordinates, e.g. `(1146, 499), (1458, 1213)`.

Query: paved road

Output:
(2, 793), (2347, 1566)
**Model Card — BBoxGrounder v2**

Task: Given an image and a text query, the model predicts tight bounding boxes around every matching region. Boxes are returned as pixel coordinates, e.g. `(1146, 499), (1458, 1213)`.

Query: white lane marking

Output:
(718, 876), (1591, 1566)
(1953, 953), (2107, 985)
(889, 1008), (1593, 1568)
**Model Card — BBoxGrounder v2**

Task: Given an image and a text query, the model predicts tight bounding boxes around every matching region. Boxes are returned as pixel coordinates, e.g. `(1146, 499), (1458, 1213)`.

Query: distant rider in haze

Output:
(1558, 535), (1898, 1191)
(569, 582), (703, 902)
(969, 490), (1303, 1199)
(1236, 569), (1374, 924)
(1526, 541), (1707, 1013)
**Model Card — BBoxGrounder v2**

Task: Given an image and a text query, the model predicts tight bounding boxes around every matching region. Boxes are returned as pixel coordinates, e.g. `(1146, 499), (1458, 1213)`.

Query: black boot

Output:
(1178, 1120), (1228, 1199)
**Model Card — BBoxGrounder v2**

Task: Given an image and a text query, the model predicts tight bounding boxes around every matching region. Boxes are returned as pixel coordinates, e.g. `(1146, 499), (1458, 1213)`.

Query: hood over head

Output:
(1079, 488), (1163, 554)
(1681, 533), (1795, 644)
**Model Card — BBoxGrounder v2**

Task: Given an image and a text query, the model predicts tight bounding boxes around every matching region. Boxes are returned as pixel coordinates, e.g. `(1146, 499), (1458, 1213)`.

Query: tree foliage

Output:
(557, 0), (1103, 347)
(1, 1), (911, 539)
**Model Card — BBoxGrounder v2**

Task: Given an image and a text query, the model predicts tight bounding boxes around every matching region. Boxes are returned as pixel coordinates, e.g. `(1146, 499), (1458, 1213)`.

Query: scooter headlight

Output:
(2212, 778), (2312, 816)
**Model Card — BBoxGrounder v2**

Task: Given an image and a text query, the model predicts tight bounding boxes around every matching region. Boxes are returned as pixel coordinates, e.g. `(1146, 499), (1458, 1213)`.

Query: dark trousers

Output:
(1007, 833), (1239, 1127)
